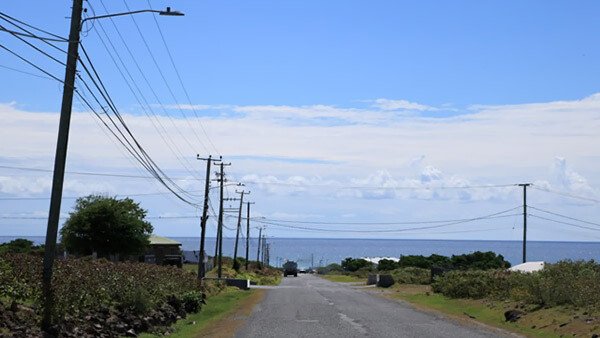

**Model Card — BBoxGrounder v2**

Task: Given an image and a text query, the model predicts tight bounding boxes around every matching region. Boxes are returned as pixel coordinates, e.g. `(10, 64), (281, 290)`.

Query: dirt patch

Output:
(195, 290), (265, 338)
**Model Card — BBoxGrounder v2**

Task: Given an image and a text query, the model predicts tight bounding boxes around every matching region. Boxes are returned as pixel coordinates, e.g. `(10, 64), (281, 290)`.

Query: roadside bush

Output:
(0, 238), (44, 255)
(391, 267), (431, 285)
(317, 263), (343, 274)
(377, 259), (398, 271)
(534, 260), (600, 307)
(341, 257), (373, 272)
(450, 251), (511, 270)
(431, 270), (522, 299)
(431, 260), (600, 308)
(181, 291), (205, 313)
(398, 254), (451, 269)
(1, 254), (202, 317)
(397, 252), (509, 270)
(349, 266), (376, 278)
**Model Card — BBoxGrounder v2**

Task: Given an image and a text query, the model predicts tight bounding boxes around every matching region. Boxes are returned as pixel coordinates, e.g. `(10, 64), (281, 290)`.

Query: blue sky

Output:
(1, 1), (599, 242)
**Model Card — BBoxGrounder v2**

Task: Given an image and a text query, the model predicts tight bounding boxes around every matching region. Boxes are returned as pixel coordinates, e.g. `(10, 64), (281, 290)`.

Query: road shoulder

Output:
(196, 289), (266, 338)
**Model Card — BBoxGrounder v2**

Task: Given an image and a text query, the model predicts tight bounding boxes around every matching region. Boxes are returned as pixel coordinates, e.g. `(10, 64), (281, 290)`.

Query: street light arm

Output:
(81, 7), (184, 26)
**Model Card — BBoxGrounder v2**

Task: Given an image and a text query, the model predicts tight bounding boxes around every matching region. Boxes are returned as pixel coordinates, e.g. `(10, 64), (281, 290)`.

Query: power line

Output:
(0, 26), (67, 42)
(0, 43), (63, 83)
(0, 11), (67, 41)
(250, 213), (520, 233)
(0, 63), (58, 81)
(530, 185), (600, 204)
(119, 0), (211, 156)
(529, 214), (600, 232)
(145, 0), (219, 156)
(90, 0), (204, 181)
(0, 189), (203, 201)
(0, 164), (203, 180)
(528, 206), (600, 228)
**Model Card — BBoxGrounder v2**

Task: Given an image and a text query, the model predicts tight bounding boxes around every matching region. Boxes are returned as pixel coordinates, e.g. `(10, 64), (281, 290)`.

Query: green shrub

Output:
(181, 291), (205, 313)
(391, 267), (431, 285)
(0, 239), (43, 255)
(450, 251), (511, 270)
(432, 269), (521, 299)
(0, 254), (203, 318)
(431, 260), (600, 308)
(398, 254), (450, 269)
(397, 252), (509, 270)
(317, 263), (342, 274)
(534, 260), (600, 307)
(341, 258), (373, 272)
(377, 259), (398, 271)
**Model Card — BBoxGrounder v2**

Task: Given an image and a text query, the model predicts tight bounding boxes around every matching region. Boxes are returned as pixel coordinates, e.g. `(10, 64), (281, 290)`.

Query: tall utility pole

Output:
(245, 201), (255, 270)
(518, 183), (531, 263)
(42, 0), (83, 330)
(232, 189), (249, 271)
(215, 162), (230, 278)
(261, 234), (267, 265)
(256, 227), (263, 269)
(196, 155), (221, 281)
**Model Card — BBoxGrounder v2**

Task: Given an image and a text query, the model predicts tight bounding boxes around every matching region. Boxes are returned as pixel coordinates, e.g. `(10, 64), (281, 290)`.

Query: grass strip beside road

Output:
(140, 288), (263, 338)
(319, 274), (365, 283)
(380, 284), (600, 338)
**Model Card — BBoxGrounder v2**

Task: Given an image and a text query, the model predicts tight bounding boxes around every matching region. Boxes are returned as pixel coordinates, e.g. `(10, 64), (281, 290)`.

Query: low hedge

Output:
(431, 260), (600, 308)
(391, 267), (431, 285)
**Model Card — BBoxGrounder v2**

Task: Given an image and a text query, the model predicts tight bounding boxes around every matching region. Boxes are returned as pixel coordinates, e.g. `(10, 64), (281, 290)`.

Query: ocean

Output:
(2, 236), (599, 268)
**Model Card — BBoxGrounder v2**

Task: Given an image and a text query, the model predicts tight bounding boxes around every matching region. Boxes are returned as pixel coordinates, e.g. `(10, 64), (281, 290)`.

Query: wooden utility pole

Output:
(196, 155), (220, 281)
(42, 0), (83, 330)
(215, 162), (230, 278)
(256, 227), (263, 269)
(233, 189), (249, 271)
(261, 235), (267, 266)
(245, 201), (255, 270)
(518, 183), (531, 263)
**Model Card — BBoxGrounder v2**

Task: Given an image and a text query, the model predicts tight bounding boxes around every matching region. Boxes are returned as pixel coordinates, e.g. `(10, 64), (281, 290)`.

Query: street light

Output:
(81, 7), (184, 25)
(41, 1), (184, 331)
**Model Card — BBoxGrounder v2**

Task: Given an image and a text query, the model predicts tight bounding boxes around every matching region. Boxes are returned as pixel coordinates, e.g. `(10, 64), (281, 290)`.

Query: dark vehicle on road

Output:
(283, 260), (298, 277)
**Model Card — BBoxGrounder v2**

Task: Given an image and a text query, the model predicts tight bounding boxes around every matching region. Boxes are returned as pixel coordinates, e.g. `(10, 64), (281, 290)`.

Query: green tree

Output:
(341, 257), (373, 272)
(377, 259), (398, 271)
(60, 195), (153, 258)
(0, 238), (43, 254)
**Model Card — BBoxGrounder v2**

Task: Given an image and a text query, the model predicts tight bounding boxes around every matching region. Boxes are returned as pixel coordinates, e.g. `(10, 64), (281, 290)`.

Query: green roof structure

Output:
(148, 235), (181, 246)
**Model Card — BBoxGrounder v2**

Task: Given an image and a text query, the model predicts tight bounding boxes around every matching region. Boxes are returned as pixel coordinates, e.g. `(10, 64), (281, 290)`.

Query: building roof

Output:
(508, 261), (545, 273)
(149, 235), (181, 246)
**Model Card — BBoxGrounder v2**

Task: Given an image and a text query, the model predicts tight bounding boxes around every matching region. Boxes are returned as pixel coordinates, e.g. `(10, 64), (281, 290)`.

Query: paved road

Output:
(235, 274), (512, 338)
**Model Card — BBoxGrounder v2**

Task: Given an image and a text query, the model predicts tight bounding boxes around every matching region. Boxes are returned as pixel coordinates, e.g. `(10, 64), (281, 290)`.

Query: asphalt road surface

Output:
(235, 274), (512, 338)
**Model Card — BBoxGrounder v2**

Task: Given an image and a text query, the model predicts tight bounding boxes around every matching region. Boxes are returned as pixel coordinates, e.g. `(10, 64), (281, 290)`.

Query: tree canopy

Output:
(60, 195), (153, 258)
(0, 238), (43, 255)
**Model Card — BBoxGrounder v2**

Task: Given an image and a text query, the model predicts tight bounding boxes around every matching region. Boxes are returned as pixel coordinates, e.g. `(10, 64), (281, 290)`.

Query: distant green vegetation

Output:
(341, 257), (374, 272)
(378, 251), (511, 271)
(433, 260), (600, 307)
(0, 238), (43, 255)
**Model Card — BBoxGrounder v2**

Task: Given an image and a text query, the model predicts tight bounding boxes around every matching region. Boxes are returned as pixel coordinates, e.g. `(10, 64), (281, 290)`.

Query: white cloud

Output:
(1, 92), (600, 240)
(371, 98), (435, 111)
